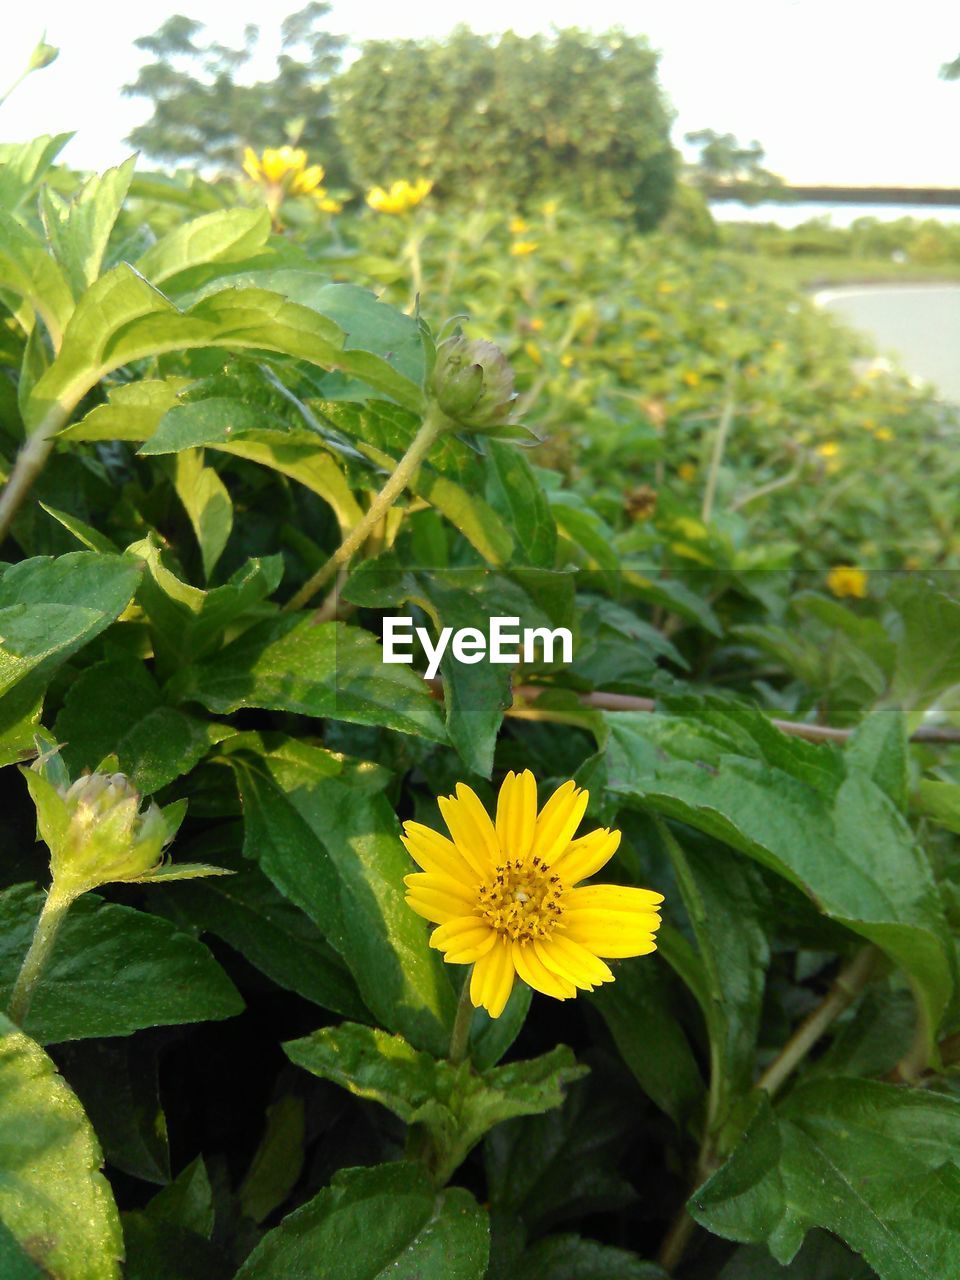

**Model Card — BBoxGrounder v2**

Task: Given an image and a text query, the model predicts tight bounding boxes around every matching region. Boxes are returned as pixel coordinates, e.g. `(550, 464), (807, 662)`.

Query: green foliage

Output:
(334, 28), (676, 225)
(2, 123), (960, 1280)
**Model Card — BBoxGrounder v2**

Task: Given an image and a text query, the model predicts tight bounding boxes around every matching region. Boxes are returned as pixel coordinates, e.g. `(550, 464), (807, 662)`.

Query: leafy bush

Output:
(333, 27), (677, 225)
(2, 133), (960, 1280)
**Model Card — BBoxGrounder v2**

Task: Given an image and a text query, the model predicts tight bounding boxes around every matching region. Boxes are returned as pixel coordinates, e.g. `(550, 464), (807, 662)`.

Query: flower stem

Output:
(700, 382), (735, 525)
(283, 405), (447, 614)
(448, 970), (475, 1065)
(7, 886), (74, 1026)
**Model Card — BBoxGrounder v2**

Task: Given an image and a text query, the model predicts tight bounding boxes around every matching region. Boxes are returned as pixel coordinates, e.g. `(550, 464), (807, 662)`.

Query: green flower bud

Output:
(28, 39), (59, 72)
(22, 764), (182, 901)
(430, 335), (517, 431)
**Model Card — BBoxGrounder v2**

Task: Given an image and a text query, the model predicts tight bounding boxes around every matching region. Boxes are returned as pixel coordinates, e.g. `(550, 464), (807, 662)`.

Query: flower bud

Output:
(430, 335), (517, 432)
(22, 764), (182, 901)
(28, 39), (59, 72)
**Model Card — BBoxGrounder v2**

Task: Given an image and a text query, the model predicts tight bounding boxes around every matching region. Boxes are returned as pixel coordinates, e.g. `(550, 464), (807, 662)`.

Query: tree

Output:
(684, 129), (783, 202)
(123, 5), (348, 181)
(333, 27), (677, 228)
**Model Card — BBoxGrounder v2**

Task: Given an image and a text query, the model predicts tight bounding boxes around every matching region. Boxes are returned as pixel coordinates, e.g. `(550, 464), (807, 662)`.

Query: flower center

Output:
(476, 856), (564, 942)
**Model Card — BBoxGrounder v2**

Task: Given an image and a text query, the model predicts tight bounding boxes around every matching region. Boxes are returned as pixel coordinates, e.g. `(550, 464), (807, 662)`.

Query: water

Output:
(814, 284), (960, 402)
(710, 201), (960, 229)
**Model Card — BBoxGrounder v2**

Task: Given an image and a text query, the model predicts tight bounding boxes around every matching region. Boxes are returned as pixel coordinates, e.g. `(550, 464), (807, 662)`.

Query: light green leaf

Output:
(0, 1010), (123, 1278)
(0, 134), (72, 211)
(0, 886), (243, 1043)
(172, 448), (233, 580)
(136, 208), (271, 288)
(41, 157), (136, 296)
(234, 1162), (489, 1280)
(169, 616), (447, 742)
(888, 580), (960, 727)
(693, 1079), (960, 1278)
(485, 440), (557, 567)
(0, 209), (74, 345)
(39, 503), (119, 552)
(59, 378), (186, 443)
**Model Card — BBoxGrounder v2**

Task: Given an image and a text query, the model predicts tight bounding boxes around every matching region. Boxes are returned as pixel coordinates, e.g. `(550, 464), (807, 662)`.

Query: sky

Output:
(0, 0), (957, 188)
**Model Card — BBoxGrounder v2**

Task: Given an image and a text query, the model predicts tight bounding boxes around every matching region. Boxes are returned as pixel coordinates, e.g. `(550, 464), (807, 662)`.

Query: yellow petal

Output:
(562, 886), (662, 958)
(404, 884), (475, 924)
(533, 781), (589, 864)
(536, 934), (613, 989)
(242, 147), (262, 181)
(430, 917), (491, 951)
(495, 769), (537, 860)
(401, 821), (479, 884)
(403, 870), (476, 908)
(512, 940), (575, 999)
(551, 828), (620, 886)
(470, 937), (515, 1017)
(438, 786), (498, 876)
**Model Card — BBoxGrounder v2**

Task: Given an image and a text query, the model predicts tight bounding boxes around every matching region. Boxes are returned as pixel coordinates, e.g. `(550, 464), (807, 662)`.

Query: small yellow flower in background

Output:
(529, 317), (544, 333)
(642, 328), (661, 342)
(827, 566), (868, 599)
(542, 199), (558, 216)
(816, 441), (839, 458)
(509, 216), (529, 234)
(313, 192), (343, 214)
(678, 461), (697, 483)
(289, 164), (326, 195)
(656, 281), (675, 295)
(560, 352), (575, 368)
(403, 772), (663, 1018)
(681, 370), (701, 388)
(711, 298), (728, 311)
(243, 145), (307, 184)
(874, 427), (894, 442)
(771, 340), (786, 352)
(510, 240), (539, 257)
(366, 177), (433, 214)
(523, 341), (543, 366)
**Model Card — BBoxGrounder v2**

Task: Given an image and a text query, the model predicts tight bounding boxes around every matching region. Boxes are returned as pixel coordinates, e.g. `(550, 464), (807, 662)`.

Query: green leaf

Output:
(172, 448), (233, 579)
(607, 699), (954, 1050)
(234, 1162), (489, 1279)
(136, 208), (271, 288)
(39, 503), (120, 553)
(0, 135), (72, 211)
(485, 440), (557, 567)
(0, 552), (141, 719)
(516, 1235), (667, 1279)
(0, 1010), (123, 1278)
(140, 396), (364, 533)
(590, 955), (705, 1128)
(285, 1022), (584, 1181)
(915, 780), (960, 835)
(693, 1079), (960, 1278)
(226, 737), (455, 1055)
(846, 707), (908, 811)
(238, 1096), (305, 1225)
(41, 157), (136, 296)
(144, 1156), (214, 1237)
(888, 580), (960, 727)
(169, 617), (447, 742)
(0, 209), (74, 345)
(656, 820), (769, 1122)
(0, 886), (243, 1042)
(151, 838), (368, 1020)
(56, 659), (230, 793)
(59, 378), (185, 443)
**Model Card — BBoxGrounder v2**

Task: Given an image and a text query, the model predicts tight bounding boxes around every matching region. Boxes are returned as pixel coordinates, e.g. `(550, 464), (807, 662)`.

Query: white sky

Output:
(0, 0), (957, 186)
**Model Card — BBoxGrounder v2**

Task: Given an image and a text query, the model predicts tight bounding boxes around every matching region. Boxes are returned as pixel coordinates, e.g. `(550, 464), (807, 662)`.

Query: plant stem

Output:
(284, 406), (447, 614)
(700, 383), (735, 525)
(8, 887), (74, 1025)
(448, 970), (475, 1065)
(0, 421), (61, 543)
(756, 946), (876, 1098)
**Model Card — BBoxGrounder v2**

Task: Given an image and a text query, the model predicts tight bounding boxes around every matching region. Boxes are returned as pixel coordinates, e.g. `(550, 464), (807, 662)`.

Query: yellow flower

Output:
(560, 352), (575, 368)
(290, 163), (326, 195)
(529, 317), (544, 332)
(510, 240), (539, 256)
(816, 441), (839, 458)
(678, 461), (697, 483)
(251, 145), (307, 183)
(402, 773), (663, 1018)
(656, 281), (675, 295)
(509, 216), (529, 234)
(874, 427), (894, 442)
(711, 298), (728, 311)
(542, 199), (558, 216)
(523, 341), (543, 366)
(826, 566), (868, 599)
(366, 177), (433, 214)
(313, 192), (343, 214)
(681, 370), (701, 388)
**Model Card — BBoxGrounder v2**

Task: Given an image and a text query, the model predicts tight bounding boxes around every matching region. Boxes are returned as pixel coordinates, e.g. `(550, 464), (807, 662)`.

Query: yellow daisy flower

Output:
(509, 216), (529, 234)
(290, 163), (326, 195)
(510, 240), (539, 256)
(826, 565), (868, 599)
(402, 772), (663, 1019)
